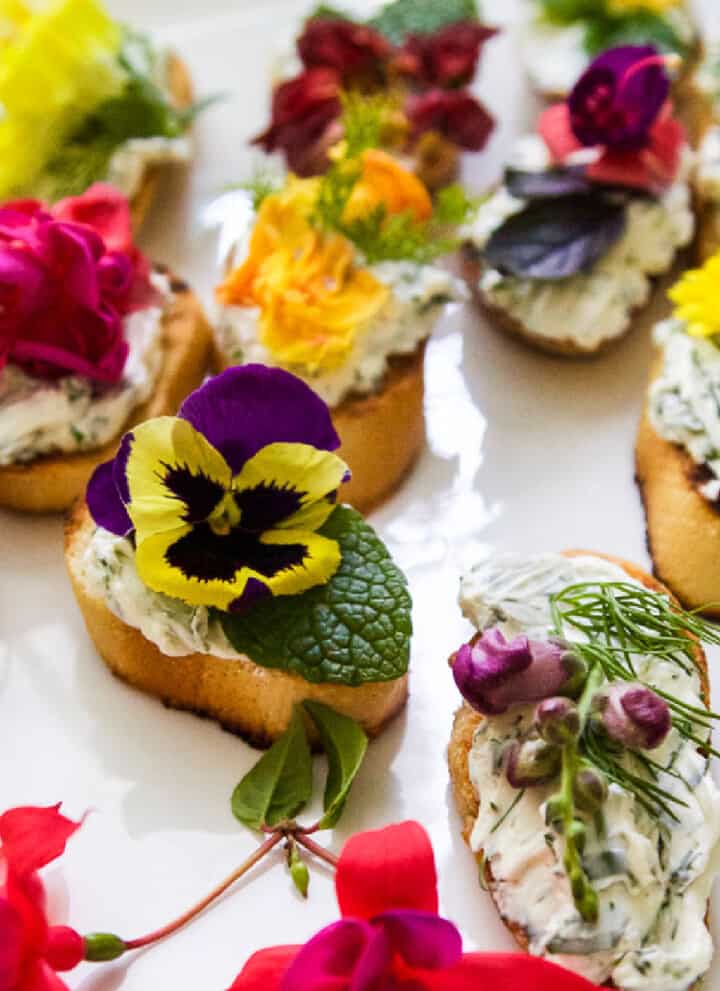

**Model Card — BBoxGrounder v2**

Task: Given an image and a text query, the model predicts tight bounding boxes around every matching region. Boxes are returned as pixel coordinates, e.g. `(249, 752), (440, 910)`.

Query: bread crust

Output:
(130, 53), (194, 230)
(215, 344), (426, 515)
(447, 551), (710, 985)
(64, 501), (409, 748)
(0, 278), (213, 514)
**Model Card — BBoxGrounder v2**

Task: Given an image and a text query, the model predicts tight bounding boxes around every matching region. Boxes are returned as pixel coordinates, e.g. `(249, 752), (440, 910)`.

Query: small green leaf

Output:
(583, 12), (686, 57)
(307, 3), (352, 21)
(220, 507), (412, 686)
(288, 842), (310, 898)
(304, 701), (368, 828)
(231, 708), (313, 830)
(369, 0), (478, 44)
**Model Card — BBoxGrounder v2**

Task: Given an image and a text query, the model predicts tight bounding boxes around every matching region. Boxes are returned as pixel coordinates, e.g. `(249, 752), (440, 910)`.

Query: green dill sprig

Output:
(233, 171), (283, 210)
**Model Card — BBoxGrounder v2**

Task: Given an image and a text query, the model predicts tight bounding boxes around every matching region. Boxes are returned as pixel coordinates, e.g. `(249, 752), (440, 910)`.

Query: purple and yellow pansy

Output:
(87, 365), (350, 613)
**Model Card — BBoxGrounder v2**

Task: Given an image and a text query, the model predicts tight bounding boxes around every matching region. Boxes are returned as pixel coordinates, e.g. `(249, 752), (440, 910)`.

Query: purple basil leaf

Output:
(504, 166), (593, 200)
(484, 195), (626, 280)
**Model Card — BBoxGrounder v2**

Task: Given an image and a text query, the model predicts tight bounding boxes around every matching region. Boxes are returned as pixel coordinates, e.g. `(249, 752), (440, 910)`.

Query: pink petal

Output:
(0, 896), (24, 989)
(375, 910), (462, 971)
(51, 184), (133, 256)
(336, 822), (439, 921)
(0, 806), (81, 878)
(431, 953), (600, 990)
(538, 104), (583, 163)
(16, 960), (70, 991)
(281, 919), (382, 991)
(229, 947), (301, 991)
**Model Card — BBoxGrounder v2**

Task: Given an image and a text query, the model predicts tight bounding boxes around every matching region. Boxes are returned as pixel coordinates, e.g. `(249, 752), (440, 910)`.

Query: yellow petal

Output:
(260, 527), (342, 596)
(126, 417), (231, 540)
(669, 252), (720, 339)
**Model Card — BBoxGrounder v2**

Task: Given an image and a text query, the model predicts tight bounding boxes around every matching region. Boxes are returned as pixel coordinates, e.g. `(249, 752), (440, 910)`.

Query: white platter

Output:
(2, 1), (719, 988)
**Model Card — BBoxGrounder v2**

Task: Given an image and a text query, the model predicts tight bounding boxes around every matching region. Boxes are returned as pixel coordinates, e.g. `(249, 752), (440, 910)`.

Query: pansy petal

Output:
(0, 805), (80, 877)
(431, 953), (599, 990)
(0, 897), (23, 989)
(281, 919), (379, 991)
(178, 365), (340, 474)
(228, 946), (300, 991)
(260, 528), (341, 596)
(86, 459), (132, 535)
(126, 417), (231, 539)
(374, 910), (462, 971)
(336, 822), (439, 920)
(233, 443), (347, 532)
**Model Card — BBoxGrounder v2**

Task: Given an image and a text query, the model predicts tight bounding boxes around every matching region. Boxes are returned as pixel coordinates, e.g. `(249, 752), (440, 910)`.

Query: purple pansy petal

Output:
(86, 459), (133, 535)
(282, 919), (383, 991)
(374, 909), (463, 971)
(229, 577), (272, 614)
(113, 432), (133, 506)
(179, 365), (340, 473)
(569, 45), (668, 150)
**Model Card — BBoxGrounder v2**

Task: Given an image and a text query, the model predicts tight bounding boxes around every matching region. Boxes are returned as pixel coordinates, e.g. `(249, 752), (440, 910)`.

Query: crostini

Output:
(448, 550), (720, 990)
(0, 0), (199, 226)
(0, 185), (212, 513)
(521, 0), (698, 103)
(65, 364), (412, 746)
(462, 45), (694, 356)
(252, 0), (496, 191)
(636, 250), (720, 614)
(213, 121), (468, 512)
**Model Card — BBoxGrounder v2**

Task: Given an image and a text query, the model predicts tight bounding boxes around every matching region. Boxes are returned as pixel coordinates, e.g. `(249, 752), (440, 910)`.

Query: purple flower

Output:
(593, 683), (671, 751)
(569, 46), (669, 150)
(282, 910), (462, 990)
(452, 628), (587, 716)
(534, 697), (580, 745)
(504, 737), (561, 789)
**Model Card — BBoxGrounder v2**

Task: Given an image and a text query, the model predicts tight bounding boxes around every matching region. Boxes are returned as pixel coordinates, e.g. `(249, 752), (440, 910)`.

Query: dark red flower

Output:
(0, 805), (85, 991)
(252, 68), (343, 177)
(396, 21), (497, 89)
(407, 89), (494, 151)
(228, 821), (599, 991)
(298, 17), (391, 84)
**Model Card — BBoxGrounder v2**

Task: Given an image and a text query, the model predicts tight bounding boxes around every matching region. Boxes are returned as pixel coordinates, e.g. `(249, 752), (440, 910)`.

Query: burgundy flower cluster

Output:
(253, 16), (496, 176)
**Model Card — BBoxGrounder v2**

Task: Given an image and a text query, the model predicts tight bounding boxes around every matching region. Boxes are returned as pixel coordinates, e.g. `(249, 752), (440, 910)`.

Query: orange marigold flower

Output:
(343, 148), (433, 224)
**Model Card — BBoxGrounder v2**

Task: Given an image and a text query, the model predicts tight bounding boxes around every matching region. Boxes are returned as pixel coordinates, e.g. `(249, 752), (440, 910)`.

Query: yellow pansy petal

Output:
(260, 528), (342, 597)
(126, 417), (231, 540)
(669, 253), (720, 339)
(233, 442), (348, 526)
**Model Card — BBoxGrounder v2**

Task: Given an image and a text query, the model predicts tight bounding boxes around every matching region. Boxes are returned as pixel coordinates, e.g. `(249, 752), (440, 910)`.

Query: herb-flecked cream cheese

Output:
(459, 552), (720, 990)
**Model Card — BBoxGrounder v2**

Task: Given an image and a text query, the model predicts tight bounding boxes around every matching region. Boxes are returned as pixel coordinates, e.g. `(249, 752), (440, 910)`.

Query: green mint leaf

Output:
(288, 842), (310, 898)
(219, 506), (412, 685)
(583, 12), (685, 57)
(231, 707), (313, 830)
(304, 701), (368, 828)
(484, 194), (626, 280)
(369, 0), (478, 44)
(307, 3), (352, 21)
(537, 0), (598, 26)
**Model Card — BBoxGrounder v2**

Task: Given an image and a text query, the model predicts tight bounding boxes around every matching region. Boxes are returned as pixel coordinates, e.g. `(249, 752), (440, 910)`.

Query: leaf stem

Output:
(295, 833), (339, 868)
(123, 832), (283, 950)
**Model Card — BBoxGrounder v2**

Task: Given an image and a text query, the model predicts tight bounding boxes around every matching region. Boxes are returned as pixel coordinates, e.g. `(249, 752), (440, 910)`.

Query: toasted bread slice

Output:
(636, 370), (720, 617)
(130, 53), (194, 230)
(65, 502), (409, 747)
(0, 278), (213, 514)
(216, 344), (426, 515)
(448, 551), (710, 987)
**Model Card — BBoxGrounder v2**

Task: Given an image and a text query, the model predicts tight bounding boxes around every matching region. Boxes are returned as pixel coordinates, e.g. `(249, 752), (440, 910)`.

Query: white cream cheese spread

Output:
(649, 317), (720, 501)
(214, 196), (464, 408)
(82, 526), (239, 659)
(463, 137), (695, 351)
(460, 552), (720, 990)
(0, 273), (171, 465)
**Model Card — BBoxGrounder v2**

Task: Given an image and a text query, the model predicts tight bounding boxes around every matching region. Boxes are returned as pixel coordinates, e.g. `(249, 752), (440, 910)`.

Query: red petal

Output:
(537, 104), (582, 163)
(5, 873), (49, 962)
(0, 896), (24, 989)
(227, 946), (300, 991)
(16, 959), (70, 991)
(0, 806), (81, 877)
(587, 116), (684, 194)
(336, 822), (438, 921)
(430, 953), (599, 990)
(51, 184), (133, 255)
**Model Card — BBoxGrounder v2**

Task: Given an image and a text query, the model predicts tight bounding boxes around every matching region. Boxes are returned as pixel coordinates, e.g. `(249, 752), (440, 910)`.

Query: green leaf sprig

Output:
(231, 702), (369, 897)
(536, 0), (687, 58)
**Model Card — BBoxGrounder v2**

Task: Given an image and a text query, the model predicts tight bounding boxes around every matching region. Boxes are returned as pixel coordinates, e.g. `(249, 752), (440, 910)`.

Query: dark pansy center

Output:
(233, 482), (305, 532)
(162, 462), (226, 523)
(165, 523), (308, 583)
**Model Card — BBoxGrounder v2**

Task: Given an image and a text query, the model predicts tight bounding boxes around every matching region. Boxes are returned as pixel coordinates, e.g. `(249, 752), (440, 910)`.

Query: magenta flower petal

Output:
(179, 365), (340, 473)
(281, 919), (385, 991)
(375, 909), (463, 971)
(594, 682), (671, 750)
(569, 45), (668, 150)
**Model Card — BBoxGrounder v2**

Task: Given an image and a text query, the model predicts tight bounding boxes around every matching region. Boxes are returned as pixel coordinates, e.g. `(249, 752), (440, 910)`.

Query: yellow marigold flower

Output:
(606, 0), (679, 13)
(669, 252), (720, 339)
(343, 148), (433, 224)
(218, 177), (389, 373)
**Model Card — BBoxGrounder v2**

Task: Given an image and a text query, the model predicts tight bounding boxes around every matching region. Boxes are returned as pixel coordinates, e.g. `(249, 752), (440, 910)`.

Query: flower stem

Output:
(123, 832), (283, 950)
(295, 833), (339, 868)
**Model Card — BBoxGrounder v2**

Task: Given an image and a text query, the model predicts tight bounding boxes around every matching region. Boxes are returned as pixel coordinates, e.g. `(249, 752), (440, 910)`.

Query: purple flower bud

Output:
(504, 737), (561, 789)
(568, 46), (670, 150)
(593, 683), (671, 751)
(452, 627), (587, 716)
(535, 697), (580, 745)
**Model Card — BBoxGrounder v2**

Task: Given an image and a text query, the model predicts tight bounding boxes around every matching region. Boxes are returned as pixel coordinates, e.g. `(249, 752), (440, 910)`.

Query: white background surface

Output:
(2, 1), (720, 988)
